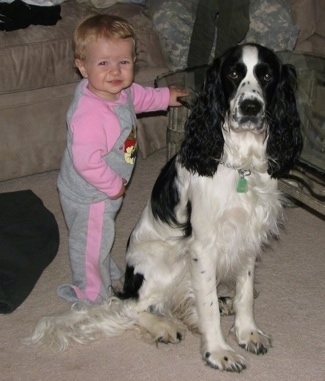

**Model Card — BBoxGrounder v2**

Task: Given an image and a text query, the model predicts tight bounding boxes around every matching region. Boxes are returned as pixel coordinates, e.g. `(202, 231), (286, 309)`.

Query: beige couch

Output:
(0, 0), (324, 182)
(290, 0), (325, 56)
(0, 1), (168, 181)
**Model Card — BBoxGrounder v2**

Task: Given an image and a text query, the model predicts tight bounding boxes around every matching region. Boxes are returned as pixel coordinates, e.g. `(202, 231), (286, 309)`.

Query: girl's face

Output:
(76, 37), (135, 101)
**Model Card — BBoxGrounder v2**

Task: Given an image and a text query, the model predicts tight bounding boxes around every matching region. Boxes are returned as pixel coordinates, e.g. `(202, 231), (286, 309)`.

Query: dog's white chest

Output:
(186, 166), (281, 264)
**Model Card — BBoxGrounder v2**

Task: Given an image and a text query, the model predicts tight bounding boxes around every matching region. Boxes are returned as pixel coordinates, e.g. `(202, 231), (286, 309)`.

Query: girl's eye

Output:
(120, 60), (130, 65)
(99, 61), (109, 66)
(228, 70), (239, 80)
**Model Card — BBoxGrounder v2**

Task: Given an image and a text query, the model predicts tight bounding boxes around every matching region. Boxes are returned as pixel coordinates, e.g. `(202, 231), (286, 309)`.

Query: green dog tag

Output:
(237, 177), (248, 193)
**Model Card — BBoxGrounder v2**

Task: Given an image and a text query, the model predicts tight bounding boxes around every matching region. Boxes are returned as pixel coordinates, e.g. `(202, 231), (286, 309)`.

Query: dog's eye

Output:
(263, 73), (272, 81)
(228, 70), (239, 80)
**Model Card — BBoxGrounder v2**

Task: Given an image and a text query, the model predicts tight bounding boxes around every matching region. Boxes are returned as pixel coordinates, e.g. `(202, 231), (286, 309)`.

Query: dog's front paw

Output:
(234, 328), (272, 355)
(203, 348), (246, 372)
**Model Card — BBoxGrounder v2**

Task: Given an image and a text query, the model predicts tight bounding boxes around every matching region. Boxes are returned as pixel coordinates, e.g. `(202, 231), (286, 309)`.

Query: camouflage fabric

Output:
(149, 0), (298, 70)
(243, 0), (299, 51)
(148, 0), (199, 71)
(76, 0), (145, 8)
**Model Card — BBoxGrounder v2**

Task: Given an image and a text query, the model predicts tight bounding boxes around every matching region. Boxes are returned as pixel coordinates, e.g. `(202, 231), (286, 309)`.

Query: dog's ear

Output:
(266, 63), (303, 178)
(179, 59), (227, 177)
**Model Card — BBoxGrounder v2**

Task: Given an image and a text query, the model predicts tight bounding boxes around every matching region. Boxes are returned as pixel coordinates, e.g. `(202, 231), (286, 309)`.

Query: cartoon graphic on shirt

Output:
(124, 126), (137, 164)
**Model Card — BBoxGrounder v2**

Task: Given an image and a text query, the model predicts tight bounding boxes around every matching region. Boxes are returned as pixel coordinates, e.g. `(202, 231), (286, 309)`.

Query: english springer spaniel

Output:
(25, 43), (302, 372)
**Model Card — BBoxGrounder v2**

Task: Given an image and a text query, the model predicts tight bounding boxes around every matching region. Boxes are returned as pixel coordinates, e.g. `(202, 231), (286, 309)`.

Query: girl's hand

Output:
(168, 86), (188, 106)
(109, 179), (127, 200)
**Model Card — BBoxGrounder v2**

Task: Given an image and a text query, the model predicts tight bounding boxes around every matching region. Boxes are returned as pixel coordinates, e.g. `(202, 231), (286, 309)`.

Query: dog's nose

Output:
(240, 99), (262, 116)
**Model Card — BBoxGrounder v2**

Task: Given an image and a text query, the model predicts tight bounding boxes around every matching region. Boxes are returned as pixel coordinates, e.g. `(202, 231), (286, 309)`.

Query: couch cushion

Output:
(291, 0), (325, 56)
(290, 0), (316, 44)
(0, 1), (166, 95)
(315, 0), (325, 38)
(0, 1), (92, 95)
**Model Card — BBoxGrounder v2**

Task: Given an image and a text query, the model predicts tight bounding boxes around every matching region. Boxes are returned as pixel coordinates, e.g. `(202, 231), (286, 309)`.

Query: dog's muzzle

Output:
(231, 92), (266, 133)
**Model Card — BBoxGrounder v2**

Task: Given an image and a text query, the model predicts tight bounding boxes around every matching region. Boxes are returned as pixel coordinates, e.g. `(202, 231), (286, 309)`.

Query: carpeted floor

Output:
(0, 148), (324, 381)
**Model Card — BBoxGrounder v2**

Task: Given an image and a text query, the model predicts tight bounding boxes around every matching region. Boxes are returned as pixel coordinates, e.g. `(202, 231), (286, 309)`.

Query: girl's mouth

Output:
(110, 80), (122, 86)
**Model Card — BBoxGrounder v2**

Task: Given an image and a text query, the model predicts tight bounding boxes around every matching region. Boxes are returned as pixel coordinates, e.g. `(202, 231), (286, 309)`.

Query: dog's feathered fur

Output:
(25, 44), (302, 372)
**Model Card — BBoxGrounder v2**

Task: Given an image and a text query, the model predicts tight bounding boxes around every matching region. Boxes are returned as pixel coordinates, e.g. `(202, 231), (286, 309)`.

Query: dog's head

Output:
(179, 43), (302, 178)
(224, 44), (279, 134)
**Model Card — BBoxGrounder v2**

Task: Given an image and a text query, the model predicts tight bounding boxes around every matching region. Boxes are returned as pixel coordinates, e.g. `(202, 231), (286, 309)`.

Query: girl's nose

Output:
(110, 65), (120, 75)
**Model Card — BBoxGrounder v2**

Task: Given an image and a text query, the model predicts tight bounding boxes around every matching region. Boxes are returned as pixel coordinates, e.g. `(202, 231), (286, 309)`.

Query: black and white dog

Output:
(26, 44), (302, 372)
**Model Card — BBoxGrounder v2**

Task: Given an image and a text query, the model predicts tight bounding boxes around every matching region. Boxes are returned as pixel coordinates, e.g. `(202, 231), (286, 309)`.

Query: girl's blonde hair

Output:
(74, 14), (136, 61)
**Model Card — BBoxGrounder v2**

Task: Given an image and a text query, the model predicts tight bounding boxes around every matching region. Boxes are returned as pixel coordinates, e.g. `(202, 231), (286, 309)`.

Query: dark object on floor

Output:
(0, 190), (59, 313)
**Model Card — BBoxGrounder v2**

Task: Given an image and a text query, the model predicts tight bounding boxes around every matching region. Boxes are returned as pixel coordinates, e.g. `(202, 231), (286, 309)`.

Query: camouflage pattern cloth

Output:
(148, 0), (298, 71)
(243, 0), (299, 52)
(148, 0), (199, 71)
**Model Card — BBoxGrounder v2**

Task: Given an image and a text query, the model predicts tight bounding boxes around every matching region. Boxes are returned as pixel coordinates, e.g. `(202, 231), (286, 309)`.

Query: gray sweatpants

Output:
(57, 191), (123, 303)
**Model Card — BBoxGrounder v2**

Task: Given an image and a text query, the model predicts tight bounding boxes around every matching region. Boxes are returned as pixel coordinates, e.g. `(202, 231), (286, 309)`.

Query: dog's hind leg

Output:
(231, 259), (271, 355)
(218, 296), (234, 316)
(136, 311), (185, 344)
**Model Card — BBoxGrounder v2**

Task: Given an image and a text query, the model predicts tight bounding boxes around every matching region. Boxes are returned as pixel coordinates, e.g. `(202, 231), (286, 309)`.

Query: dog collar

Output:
(219, 161), (251, 193)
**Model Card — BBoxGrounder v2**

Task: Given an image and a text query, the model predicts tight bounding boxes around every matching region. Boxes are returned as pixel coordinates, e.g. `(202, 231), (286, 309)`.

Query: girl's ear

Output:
(75, 59), (88, 78)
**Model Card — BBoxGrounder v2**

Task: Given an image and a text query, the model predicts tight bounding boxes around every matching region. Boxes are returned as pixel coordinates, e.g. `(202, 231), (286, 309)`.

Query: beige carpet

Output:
(1, 148), (324, 381)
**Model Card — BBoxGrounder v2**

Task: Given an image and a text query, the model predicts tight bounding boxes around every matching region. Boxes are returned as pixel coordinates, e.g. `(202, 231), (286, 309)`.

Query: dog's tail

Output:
(23, 297), (138, 351)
